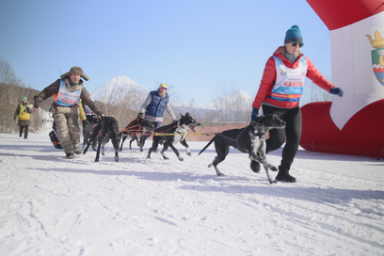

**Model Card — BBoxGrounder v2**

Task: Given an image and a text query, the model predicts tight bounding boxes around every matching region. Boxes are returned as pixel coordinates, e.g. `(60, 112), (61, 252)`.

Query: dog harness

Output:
(235, 128), (250, 153)
(217, 124), (265, 154)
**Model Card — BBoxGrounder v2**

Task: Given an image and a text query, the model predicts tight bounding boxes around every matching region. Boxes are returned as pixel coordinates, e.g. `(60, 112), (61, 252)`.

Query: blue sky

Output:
(0, 0), (332, 105)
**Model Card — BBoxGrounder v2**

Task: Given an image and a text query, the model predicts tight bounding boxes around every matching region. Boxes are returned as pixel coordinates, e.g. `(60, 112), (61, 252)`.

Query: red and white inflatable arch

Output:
(300, 0), (384, 157)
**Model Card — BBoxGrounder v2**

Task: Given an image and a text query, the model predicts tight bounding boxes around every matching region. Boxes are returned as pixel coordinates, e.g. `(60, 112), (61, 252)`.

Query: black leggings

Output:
(262, 105), (302, 170)
(19, 125), (29, 138)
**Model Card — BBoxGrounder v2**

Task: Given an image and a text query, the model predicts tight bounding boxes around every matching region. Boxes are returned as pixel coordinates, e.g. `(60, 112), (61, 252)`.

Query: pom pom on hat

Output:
(284, 25), (303, 44)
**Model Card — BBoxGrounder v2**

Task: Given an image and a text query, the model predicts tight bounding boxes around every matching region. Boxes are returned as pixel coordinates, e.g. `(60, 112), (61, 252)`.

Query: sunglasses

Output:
(291, 42), (304, 47)
(160, 87), (167, 90)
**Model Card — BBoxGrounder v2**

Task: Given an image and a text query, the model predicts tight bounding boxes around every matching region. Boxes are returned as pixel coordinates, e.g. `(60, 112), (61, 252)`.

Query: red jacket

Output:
(252, 46), (335, 109)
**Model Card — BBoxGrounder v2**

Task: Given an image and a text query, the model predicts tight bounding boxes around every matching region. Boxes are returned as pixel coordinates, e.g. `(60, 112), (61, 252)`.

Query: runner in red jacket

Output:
(250, 25), (343, 183)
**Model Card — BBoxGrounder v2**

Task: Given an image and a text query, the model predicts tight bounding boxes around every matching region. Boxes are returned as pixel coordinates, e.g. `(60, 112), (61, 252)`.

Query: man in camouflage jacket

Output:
(34, 66), (104, 159)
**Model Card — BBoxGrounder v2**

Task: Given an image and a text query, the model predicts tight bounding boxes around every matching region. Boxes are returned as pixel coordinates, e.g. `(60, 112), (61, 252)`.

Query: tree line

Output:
(0, 59), (253, 134)
(0, 59), (51, 133)
(0, 58), (332, 134)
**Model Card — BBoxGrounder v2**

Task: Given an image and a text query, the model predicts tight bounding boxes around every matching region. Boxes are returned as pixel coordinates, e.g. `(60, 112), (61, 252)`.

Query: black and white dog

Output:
(119, 117), (154, 152)
(198, 114), (286, 184)
(83, 116), (122, 162)
(147, 113), (201, 161)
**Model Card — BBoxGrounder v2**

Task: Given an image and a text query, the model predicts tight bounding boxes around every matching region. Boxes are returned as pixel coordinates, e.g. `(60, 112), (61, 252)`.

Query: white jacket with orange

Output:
(252, 46), (336, 109)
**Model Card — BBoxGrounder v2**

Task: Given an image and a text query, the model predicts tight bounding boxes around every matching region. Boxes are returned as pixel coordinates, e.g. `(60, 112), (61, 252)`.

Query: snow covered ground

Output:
(1, 131), (383, 256)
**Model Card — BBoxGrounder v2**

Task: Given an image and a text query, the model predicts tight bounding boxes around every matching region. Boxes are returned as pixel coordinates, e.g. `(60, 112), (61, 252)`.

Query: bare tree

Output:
(93, 85), (148, 128)
(0, 59), (25, 133)
(211, 82), (251, 125)
(0, 58), (55, 133)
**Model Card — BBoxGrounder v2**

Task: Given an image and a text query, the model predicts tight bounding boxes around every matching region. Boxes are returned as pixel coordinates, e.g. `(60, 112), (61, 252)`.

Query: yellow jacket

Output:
(15, 103), (31, 121)
(79, 99), (86, 121)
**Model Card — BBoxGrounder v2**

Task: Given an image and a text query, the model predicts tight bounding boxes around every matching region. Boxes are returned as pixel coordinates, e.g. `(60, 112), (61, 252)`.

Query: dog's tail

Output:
(198, 137), (215, 156)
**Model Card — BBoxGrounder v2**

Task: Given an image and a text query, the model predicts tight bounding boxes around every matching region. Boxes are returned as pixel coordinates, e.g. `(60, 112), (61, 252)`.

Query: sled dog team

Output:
(29, 25), (344, 183)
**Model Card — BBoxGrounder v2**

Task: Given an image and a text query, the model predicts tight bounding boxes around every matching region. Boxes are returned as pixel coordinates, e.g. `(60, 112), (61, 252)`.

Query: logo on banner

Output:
(366, 31), (384, 86)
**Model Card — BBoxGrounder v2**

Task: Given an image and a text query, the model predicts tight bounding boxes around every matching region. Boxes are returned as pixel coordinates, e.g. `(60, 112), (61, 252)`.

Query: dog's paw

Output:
(187, 152), (191, 156)
(250, 161), (260, 173)
(216, 172), (225, 176)
(269, 179), (276, 184)
(178, 156), (184, 161)
(208, 164), (213, 168)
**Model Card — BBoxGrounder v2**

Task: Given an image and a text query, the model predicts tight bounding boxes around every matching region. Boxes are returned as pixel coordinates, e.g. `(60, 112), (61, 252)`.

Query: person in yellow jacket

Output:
(14, 96), (33, 139)
(78, 99), (87, 124)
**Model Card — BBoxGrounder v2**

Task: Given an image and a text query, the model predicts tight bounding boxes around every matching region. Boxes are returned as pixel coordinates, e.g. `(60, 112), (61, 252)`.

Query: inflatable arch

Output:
(300, 0), (384, 158)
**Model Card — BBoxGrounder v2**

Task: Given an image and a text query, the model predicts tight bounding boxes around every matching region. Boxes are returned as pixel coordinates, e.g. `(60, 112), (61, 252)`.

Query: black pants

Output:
(262, 105), (302, 171)
(19, 125), (29, 138)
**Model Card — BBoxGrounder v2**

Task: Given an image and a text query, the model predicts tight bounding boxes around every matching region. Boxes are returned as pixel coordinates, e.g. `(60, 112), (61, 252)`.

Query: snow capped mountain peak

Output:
(92, 76), (148, 103)
(108, 75), (141, 87)
(236, 90), (254, 101)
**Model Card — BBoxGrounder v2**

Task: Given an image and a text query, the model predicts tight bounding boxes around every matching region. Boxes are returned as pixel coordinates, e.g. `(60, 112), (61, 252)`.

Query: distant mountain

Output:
(92, 76), (149, 108)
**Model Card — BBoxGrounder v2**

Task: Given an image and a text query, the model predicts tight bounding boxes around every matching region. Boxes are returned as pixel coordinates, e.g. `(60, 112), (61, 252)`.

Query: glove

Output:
(330, 87), (343, 97)
(251, 107), (259, 121)
(138, 113), (143, 119)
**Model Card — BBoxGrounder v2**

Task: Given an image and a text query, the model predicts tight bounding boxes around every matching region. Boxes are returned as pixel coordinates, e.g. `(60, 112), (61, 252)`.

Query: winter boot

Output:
(250, 161), (260, 173)
(74, 147), (82, 155)
(66, 153), (74, 159)
(275, 166), (296, 183)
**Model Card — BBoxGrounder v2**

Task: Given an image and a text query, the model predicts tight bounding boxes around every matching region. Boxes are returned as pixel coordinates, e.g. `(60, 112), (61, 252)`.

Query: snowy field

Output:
(0, 131), (384, 256)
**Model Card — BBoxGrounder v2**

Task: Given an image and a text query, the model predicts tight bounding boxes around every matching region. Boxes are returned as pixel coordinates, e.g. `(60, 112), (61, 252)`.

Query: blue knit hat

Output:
(284, 25), (303, 44)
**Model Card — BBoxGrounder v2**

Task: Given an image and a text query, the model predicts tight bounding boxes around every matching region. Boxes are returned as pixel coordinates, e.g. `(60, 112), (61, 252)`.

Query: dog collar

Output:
(253, 125), (266, 136)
